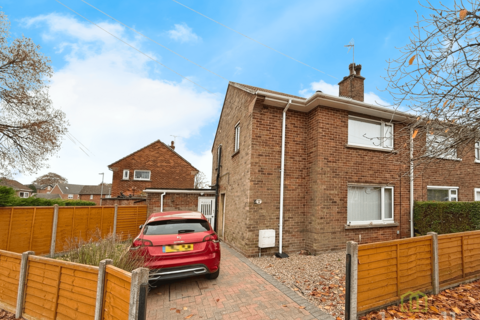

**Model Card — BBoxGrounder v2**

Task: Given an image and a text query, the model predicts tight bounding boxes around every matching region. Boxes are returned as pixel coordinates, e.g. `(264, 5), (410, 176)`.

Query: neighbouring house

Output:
(108, 140), (199, 198)
(49, 183), (85, 200)
(34, 193), (61, 200)
(79, 185), (112, 205)
(34, 184), (54, 194)
(0, 178), (32, 198)
(210, 63), (480, 257)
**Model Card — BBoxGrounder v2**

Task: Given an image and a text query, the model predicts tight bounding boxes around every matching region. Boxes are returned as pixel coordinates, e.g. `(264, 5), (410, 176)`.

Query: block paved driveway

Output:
(147, 243), (334, 320)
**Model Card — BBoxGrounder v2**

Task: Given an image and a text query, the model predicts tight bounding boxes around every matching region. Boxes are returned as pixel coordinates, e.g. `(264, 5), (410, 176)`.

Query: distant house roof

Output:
(55, 183), (86, 194)
(34, 184), (54, 190)
(107, 140), (198, 171)
(80, 185), (112, 195)
(34, 193), (61, 199)
(0, 178), (31, 192)
(229, 81), (306, 100)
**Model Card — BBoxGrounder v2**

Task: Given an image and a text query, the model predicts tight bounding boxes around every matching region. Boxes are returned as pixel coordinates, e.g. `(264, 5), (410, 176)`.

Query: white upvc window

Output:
(90, 195), (93, 199)
(19, 192), (29, 198)
(234, 122), (240, 152)
(105, 195), (111, 198)
(427, 186), (458, 202)
(68, 194), (73, 199)
(347, 185), (394, 225)
(427, 134), (459, 160)
(474, 188), (480, 201)
(475, 142), (480, 162)
(348, 116), (393, 150)
(123, 169), (130, 180)
(134, 170), (151, 180)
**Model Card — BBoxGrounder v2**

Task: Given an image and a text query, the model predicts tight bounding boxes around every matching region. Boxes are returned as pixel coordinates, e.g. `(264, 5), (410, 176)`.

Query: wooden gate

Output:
(198, 197), (215, 228)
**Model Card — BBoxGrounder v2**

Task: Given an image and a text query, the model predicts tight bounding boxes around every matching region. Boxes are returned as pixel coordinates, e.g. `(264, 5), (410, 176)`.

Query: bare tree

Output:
(383, 0), (480, 169)
(0, 9), (67, 176)
(194, 172), (209, 189)
(32, 172), (68, 186)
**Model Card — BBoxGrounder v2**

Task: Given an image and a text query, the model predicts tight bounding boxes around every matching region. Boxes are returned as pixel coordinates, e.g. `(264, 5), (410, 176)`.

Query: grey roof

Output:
(55, 183), (86, 194)
(0, 178), (31, 191)
(80, 185), (112, 195)
(34, 193), (61, 199)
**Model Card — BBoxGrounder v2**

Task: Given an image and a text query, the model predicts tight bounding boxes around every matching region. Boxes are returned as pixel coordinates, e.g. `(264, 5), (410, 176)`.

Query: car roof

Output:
(146, 211), (207, 223)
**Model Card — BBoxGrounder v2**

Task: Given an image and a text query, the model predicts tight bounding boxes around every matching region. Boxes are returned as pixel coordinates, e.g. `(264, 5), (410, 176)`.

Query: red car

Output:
(130, 211), (221, 281)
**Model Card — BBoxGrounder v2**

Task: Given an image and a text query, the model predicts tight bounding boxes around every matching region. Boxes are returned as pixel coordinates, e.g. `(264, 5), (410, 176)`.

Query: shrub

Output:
(0, 186), (95, 206)
(57, 231), (148, 272)
(414, 201), (480, 235)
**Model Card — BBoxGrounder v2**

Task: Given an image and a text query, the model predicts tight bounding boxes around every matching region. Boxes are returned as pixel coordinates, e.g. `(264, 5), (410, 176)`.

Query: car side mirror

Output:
(139, 225), (143, 230)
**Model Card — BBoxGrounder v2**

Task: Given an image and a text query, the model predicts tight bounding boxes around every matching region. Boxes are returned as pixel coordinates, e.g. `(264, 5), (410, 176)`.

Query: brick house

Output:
(211, 63), (480, 257)
(0, 178), (32, 198)
(49, 183), (85, 200)
(34, 184), (54, 194)
(108, 140), (199, 197)
(79, 185), (112, 205)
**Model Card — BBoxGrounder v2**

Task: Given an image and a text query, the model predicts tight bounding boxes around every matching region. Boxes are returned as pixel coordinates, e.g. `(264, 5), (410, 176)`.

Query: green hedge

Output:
(414, 201), (480, 235)
(0, 186), (95, 207)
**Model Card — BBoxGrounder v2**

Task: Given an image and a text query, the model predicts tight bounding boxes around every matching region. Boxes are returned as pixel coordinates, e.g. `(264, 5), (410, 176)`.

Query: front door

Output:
(198, 197), (216, 229)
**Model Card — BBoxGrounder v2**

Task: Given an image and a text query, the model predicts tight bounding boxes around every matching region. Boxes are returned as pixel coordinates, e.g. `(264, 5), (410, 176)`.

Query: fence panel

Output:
(438, 230), (480, 286)
(23, 255), (99, 320)
(116, 206), (147, 241)
(357, 236), (433, 313)
(102, 265), (131, 320)
(0, 250), (21, 313)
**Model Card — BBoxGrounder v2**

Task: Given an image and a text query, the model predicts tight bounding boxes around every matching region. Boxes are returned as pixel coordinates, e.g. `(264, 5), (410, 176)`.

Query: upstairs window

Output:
(90, 195), (93, 199)
(348, 117), (393, 149)
(347, 185), (394, 225)
(134, 170), (151, 180)
(476, 142), (480, 162)
(427, 186), (458, 201)
(426, 134), (458, 160)
(123, 169), (129, 180)
(19, 192), (29, 198)
(234, 122), (240, 152)
(68, 194), (73, 199)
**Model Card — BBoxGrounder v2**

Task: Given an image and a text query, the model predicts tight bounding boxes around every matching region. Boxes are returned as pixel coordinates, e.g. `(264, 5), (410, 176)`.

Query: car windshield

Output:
(143, 219), (210, 235)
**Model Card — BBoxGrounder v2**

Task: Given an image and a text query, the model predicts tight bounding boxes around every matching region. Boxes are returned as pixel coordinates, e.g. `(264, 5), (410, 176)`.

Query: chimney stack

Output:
(171, 141), (175, 150)
(338, 63), (365, 102)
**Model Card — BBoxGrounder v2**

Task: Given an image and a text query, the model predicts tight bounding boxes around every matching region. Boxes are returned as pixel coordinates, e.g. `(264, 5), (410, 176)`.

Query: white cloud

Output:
(299, 79), (390, 107)
(16, 14), (219, 186)
(167, 23), (200, 43)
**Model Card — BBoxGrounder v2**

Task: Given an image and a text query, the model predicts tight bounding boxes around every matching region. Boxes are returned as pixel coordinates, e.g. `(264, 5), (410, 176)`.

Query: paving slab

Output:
(147, 242), (334, 320)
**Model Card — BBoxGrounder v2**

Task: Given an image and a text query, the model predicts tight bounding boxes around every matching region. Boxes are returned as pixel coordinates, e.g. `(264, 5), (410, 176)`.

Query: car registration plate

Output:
(163, 244), (194, 253)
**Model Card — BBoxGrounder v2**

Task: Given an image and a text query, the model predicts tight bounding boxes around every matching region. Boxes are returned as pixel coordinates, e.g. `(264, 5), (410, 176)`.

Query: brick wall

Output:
(109, 141), (198, 197)
(146, 193), (213, 216)
(101, 198), (146, 206)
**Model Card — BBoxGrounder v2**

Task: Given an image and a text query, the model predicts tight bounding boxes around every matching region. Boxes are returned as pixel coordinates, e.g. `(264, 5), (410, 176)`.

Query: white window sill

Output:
(344, 222), (399, 230)
(345, 144), (396, 153)
(475, 160), (480, 164)
(133, 179), (151, 181)
(426, 155), (462, 162)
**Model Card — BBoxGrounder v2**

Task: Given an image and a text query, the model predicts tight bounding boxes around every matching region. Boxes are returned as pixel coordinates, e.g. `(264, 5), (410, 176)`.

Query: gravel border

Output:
(221, 242), (335, 320)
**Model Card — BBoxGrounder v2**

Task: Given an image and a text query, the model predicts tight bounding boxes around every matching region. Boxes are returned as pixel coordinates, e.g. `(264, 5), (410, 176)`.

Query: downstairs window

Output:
(427, 187), (458, 201)
(347, 186), (394, 225)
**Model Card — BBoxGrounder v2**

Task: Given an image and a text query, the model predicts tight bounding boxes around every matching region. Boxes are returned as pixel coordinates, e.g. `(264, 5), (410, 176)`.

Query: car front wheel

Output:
(206, 267), (220, 280)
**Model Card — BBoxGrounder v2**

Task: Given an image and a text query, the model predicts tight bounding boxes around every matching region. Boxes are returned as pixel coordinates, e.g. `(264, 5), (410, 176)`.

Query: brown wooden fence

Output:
(0, 206), (148, 256)
(348, 230), (480, 317)
(0, 249), (148, 320)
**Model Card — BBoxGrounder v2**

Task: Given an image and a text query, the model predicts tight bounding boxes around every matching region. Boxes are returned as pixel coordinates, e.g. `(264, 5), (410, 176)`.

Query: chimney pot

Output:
(338, 63), (365, 102)
(171, 141), (175, 150)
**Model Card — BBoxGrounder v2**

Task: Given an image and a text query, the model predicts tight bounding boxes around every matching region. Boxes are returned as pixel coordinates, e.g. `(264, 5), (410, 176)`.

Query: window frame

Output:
(347, 116), (394, 150)
(19, 192), (29, 198)
(426, 133), (460, 160)
(234, 122), (240, 153)
(475, 142), (480, 163)
(427, 186), (459, 202)
(123, 169), (130, 180)
(90, 194), (93, 200)
(134, 170), (151, 181)
(347, 185), (394, 226)
(68, 194), (73, 199)
(474, 188), (480, 201)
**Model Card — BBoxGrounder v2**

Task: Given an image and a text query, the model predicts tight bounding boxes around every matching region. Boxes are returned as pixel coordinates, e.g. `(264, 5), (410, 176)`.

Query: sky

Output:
(2, 0), (453, 186)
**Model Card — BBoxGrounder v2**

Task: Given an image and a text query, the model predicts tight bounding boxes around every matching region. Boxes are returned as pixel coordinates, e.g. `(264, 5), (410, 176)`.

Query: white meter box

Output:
(258, 229), (275, 248)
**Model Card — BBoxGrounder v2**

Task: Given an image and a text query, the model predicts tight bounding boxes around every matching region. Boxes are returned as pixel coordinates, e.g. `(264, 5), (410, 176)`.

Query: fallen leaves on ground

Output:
(0, 309), (24, 320)
(363, 279), (480, 320)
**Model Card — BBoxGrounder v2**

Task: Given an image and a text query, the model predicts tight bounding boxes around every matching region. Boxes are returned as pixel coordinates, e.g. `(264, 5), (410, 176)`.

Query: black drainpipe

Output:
(214, 145), (222, 233)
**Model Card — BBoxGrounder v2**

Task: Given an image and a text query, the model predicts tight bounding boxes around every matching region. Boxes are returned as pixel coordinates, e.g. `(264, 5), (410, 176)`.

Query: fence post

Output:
(113, 205), (118, 242)
(428, 232), (440, 294)
(128, 267), (149, 320)
(137, 283), (148, 320)
(346, 241), (358, 320)
(50, 204), (59, 257)
(16, 251), (34, 319)
(94, 259), (112, 320)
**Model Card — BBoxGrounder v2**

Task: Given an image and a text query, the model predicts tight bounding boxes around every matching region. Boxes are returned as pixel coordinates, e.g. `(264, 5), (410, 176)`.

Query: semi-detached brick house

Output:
(49, 183), (85, 200)
(211, 63), (480, 257)
(79, 185), (112, 205)
(108, 140), (199, 197)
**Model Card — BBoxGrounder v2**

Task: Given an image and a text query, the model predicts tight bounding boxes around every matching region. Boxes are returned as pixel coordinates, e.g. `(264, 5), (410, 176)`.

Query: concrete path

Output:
(147, 243), (334, 320)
